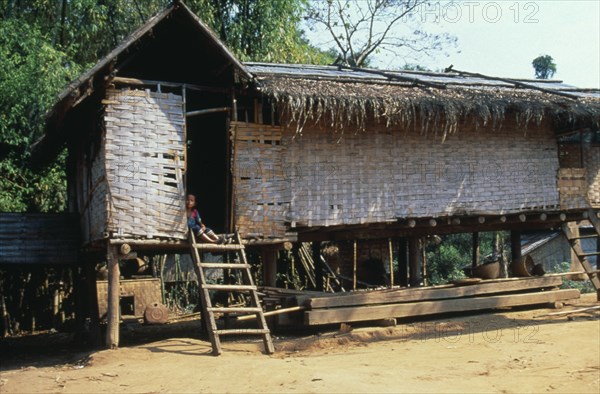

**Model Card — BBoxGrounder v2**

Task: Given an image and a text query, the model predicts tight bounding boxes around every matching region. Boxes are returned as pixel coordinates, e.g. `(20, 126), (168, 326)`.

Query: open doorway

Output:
(186, 111), (229, 234)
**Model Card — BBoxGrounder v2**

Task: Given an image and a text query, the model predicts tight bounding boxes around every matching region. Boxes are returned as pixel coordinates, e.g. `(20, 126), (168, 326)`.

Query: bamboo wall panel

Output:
(558, 168), (588, 209)
(96, 278), (161, 318)
(233, 122), (561, 238)
(101, 89), (187, 240)
(0, 213), (79, 264)
(232, 122), (288, 237)
(283, 124), (560, 225)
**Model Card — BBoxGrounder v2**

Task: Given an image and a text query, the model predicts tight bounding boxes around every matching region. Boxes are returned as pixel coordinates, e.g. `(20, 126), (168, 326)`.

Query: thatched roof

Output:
(247, 63), (600, 138)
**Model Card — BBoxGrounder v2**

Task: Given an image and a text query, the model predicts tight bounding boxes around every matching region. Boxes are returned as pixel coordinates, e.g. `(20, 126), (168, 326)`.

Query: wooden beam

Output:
(304, 289), (580, 325)
(186, 107), (230, 117)
(111, 76), (229, 93)
(303, 276), (564, 309)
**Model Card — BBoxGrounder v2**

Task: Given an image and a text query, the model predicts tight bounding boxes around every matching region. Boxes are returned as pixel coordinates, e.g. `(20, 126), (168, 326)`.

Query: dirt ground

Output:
(1, 293), (599, 394)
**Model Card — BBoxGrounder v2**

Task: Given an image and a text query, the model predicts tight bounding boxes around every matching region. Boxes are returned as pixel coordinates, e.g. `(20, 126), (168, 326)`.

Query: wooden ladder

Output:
(561, 209), (600, 300)
(188, 231), (275, 356)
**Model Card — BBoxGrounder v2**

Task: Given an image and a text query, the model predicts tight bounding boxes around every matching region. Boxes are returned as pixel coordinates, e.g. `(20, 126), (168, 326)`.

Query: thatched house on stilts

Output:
(24, 1), (599, 348)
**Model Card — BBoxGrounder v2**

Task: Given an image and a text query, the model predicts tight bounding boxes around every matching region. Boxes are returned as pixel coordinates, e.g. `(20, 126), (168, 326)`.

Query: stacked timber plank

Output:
(298, 276), (580, 326)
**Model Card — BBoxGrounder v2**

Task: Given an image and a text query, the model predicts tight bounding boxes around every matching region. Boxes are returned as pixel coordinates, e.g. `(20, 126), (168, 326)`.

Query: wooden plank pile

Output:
(294, 276), (580, 326)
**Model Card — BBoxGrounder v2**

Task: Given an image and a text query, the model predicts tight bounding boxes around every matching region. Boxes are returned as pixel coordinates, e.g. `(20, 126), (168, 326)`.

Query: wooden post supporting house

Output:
(408, 237), (422, 287)
(105, 245), (120, 349)
(398, 238), (408, 287)
(262, 249), (278, 288)
(472, 232), (480, 268)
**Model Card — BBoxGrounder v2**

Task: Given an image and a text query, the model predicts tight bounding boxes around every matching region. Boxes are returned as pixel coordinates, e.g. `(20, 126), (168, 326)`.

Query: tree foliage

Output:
(0, 19), (82, 212)
(426, 232), (509, 285)
(306, 0), (456, 67)
(532, 55), (557, 79)
(190, 0), (334, 63)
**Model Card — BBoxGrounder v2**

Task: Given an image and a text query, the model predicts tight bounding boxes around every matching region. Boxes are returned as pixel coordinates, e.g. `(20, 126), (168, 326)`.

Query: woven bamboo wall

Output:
(232, 121), (289, 237)
(97, 89), (187, 240)
(233, 121), (561, 238)
(558, 168), (589, 209)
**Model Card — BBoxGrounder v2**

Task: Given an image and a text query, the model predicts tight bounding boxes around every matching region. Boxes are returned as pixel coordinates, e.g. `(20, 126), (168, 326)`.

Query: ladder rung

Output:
(208, 306), (263, 314)
(199, 263), (250, 269)
(215, 328), (271, 336)
(193, 243), (243, 251)
(569, 234), (599, 240)
(203, 284), (257, 291)
(577, 252), (600, 257)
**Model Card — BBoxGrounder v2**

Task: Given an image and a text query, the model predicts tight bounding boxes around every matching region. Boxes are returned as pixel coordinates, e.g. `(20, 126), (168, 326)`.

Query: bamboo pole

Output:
(353, 240), (357, 291)
(388, 238), (394, 287)
(236, 306), (305, 321)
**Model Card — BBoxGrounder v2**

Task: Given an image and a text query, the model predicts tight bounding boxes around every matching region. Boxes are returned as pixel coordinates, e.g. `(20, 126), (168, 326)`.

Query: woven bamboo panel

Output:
(233, 121), (562, 235)
(87, 151), (108, 242)
(232, 121), (288, 237)
(280, 123), (560, 226)
(102, 89), (187, 239)
(96, 278), (161, 318)
(584, 145), (600, 207)
(558, 168), (589, 209)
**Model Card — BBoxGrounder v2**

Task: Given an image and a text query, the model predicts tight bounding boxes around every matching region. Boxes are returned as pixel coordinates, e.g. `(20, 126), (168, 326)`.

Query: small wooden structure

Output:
(29, 1), (599, 347)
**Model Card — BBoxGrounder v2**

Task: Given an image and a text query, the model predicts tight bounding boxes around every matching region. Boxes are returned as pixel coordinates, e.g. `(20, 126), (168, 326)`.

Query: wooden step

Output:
(576, 251), (600, 258)
(208, 306), (263, 314)
(568, 234), (598, 240)
(199, 263), (250, 269)
(193, 243), (244, 251)
(203, 284), (257, 291)
(215, 328), (271, 336)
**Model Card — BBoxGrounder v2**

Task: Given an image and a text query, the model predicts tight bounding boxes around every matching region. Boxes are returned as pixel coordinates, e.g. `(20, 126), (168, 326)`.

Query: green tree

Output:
(0, 19), (83, 212)
(188, 0), (333, 63)
(532, 55), (557, 79)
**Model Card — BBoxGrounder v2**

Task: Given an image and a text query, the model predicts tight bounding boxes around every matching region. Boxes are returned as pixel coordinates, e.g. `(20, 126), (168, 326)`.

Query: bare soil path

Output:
(1, 294), (598, 393)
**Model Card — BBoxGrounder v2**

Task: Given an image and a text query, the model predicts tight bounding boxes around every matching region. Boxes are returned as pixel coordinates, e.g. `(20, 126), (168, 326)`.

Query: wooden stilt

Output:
(261, 249), (278, 288)
(105, 245), (120, 349)
(472, 232), (480, 269)
(398, 238), (408, 287)
(388, 238), (394, 287)
(353, 240), (357, 291)
(408, 237), (422, 287)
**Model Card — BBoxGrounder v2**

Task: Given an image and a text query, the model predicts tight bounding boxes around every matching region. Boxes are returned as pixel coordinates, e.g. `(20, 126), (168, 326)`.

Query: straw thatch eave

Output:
(256, 76), (600, 139)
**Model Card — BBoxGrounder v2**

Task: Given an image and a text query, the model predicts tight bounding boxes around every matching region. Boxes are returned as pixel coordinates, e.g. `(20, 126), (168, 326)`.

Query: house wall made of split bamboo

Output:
(77, 89), (187, 244)
(232, 118), (599, 240)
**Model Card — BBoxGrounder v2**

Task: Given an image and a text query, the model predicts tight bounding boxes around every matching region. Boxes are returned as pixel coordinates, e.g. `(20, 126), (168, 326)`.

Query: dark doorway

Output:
(186, 112), (229, 233)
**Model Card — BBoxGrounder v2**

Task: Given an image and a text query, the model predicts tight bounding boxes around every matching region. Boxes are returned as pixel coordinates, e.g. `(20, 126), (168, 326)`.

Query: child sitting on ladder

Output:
(186, 193), (222, 243)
